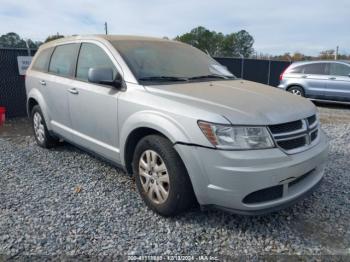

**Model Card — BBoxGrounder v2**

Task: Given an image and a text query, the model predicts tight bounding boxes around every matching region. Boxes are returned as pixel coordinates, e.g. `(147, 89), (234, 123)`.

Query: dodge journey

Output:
(26, 35), (329, 216)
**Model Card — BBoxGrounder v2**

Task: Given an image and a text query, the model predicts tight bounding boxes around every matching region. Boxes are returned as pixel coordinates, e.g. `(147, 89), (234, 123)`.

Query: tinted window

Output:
(32, 48), (53, 71)
(76, 43), (117, 81)
(49, 44), (79, 77)
(288, 65), (305, 74)
(330, 63), (350, 76)
(303, 63), (328, 75)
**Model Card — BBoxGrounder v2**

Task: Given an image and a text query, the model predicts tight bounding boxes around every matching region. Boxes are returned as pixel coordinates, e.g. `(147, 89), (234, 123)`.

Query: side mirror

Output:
(88, 67), (123, 89)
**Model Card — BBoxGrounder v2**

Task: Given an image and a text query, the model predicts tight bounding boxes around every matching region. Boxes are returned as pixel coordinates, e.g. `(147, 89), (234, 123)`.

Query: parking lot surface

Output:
(0, 104), (349, 257)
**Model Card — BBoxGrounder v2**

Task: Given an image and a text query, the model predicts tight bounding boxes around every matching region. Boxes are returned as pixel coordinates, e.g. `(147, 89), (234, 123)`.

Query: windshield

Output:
(110, 40), (235, 84)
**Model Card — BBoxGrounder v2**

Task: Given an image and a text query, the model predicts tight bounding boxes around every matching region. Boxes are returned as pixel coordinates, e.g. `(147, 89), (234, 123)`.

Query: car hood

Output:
(144, 80), (316, 125)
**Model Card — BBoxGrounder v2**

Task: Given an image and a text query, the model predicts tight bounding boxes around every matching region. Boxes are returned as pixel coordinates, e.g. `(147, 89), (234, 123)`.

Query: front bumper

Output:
(174, 129), (329, 215)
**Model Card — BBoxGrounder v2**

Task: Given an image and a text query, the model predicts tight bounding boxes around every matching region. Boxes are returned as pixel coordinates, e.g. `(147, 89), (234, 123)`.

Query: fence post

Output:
(25, 40), (31, 56)
(267, 59), (271, 85)
(239, 54), (244, 79)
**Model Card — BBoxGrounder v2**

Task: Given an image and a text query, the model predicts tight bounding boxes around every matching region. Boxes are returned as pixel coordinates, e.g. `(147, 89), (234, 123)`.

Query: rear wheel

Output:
(288, 86), (305, 97)
(132, 135), (196, 216)
(31, 105), (58, 148)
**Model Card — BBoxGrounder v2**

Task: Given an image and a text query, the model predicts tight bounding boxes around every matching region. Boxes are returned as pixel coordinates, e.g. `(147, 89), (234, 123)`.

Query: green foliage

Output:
(0, 32), (42, 49)
(175, 26), (254, 57)
(44, 34), (64, 43)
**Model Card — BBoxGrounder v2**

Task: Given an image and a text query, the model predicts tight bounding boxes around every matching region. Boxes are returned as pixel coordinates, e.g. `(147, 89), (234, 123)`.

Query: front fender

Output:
(119, 110), (191, 166)
(27, 89), (52, 130)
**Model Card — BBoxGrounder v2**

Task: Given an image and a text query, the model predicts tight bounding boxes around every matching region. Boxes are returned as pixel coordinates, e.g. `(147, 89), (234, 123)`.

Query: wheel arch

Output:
(123, 127), (166, 174)
(120, 111), (191, 174)
(27, 89), (52, 129)
(287, 84), (305, 93)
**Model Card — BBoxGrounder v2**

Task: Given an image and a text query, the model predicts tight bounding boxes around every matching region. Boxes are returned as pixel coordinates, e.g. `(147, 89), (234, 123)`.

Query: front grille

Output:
(268, 115), (319, 154)
(310, 130), (318, 142)
(307, 115), (317, 126)
(243, 185), (283, 204)
(243, 169), (315, 205)
(269, 120), (302, 134)
(277, 136), (306, 150)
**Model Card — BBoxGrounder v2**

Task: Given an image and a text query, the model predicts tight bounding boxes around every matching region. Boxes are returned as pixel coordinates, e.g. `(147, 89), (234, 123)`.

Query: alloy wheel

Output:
(290, 89), (301, 96)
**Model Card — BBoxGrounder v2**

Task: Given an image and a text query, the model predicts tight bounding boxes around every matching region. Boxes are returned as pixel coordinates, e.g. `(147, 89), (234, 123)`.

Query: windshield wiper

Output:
(138, 76), (188, 82)
(188, 74), (235, 80)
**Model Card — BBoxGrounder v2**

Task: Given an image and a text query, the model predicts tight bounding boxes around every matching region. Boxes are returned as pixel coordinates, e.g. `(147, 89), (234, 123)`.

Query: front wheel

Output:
(132, 135), (196, 216)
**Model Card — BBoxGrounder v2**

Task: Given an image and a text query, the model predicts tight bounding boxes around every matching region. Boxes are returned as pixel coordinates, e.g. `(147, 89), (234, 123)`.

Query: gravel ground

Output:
(0, 104), (349, 258)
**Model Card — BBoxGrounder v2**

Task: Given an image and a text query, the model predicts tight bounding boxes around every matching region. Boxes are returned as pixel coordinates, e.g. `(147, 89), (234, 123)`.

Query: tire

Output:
(31, 105), (58, 148)
(132, 135), (197, 216)
(288, 86), (305, 97)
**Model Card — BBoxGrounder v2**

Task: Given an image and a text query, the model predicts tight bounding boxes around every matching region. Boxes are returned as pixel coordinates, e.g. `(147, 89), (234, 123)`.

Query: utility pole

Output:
(335, 46), (339, 60)
(104, 22), (108, 35)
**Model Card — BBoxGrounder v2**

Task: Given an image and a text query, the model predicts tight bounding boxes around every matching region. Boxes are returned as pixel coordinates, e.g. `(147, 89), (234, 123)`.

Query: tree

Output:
(175, 26), (254, 57)
(175, 26), (224, 56)
(291, 52), (305, 61)
(319, 49), (335, 60)
(0, 32), (42, 49)
(44, 33), (64, 43)
(233, 30), (254, 57)
(0, 32), (26, 48)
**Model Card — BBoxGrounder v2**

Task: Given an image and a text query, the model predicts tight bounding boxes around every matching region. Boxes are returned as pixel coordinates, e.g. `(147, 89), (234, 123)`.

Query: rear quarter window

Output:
(288, 65), (305, 74)
(303, 63), (328, 75)
(49, 44), (80, 77)
(31, 48), (53, 72)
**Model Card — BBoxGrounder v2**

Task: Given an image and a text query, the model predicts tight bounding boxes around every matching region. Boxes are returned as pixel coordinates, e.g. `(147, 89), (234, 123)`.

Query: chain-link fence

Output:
(0, 48), (36, 118)
(214, 57), (292, 87)
(0, 48), (291, 118)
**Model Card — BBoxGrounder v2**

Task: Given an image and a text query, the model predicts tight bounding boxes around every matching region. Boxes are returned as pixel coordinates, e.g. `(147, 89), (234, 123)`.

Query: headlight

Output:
(198, 121), (275, 150)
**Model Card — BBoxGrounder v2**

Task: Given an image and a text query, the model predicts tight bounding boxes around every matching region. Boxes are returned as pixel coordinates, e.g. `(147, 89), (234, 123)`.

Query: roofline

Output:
(292, 60), (350, 65)
(38, 34), (176, 49)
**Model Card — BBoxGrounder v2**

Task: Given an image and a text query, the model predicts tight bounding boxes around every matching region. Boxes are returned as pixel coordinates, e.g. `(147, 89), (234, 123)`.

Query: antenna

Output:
(104, 22), (108, 35)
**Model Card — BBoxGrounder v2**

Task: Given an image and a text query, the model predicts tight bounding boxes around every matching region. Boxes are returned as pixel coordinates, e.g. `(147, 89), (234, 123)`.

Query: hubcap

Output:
(138, 150), (170, 204)
(33, 112), (45, 143)
(291, 89), (301, 96)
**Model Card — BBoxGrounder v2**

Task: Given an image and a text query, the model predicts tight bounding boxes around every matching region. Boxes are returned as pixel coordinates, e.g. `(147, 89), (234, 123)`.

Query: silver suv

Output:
(278, 60), (350, 102)
(26, 35), (329, 216)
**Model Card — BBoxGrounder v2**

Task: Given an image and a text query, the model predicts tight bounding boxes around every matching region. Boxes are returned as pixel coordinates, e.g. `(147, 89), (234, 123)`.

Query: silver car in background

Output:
(278, 60), (350, 102)
(26, 35), (329, 217)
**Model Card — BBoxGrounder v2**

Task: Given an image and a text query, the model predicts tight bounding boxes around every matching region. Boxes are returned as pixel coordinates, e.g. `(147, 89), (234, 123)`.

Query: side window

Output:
(330, 63), (350, 76)
(76, 43), (117, 81)
(49, 44), (79, 77)
(304, 63), (328, 75)
(32, 48), (53, 72)
(288, 65), (305, 74)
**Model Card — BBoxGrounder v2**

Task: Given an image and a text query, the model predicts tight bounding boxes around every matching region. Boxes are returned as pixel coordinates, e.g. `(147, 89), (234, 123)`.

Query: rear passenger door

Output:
(67, 42), (121, 161)
(301, 63), (329, 99)
(45, 43), (80, 138)
(325, 62), (350, 101)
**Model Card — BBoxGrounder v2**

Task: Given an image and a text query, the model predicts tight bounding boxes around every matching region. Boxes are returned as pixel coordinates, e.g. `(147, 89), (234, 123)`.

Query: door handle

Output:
(328, 77), (336, 80)
(39, 80), (46, 86)
(68, 88), (79, 95)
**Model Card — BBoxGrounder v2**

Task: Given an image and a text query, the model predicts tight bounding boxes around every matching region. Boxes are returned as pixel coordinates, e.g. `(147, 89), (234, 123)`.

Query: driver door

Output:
(68, 42), (121, 161)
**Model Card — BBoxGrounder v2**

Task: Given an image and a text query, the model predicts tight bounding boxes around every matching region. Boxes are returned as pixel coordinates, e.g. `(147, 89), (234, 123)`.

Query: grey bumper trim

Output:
(203, 177), (323, 216)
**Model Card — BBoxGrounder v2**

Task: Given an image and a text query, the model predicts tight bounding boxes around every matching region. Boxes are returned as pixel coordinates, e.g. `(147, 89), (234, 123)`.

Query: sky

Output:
(0, 0), (349, 56)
